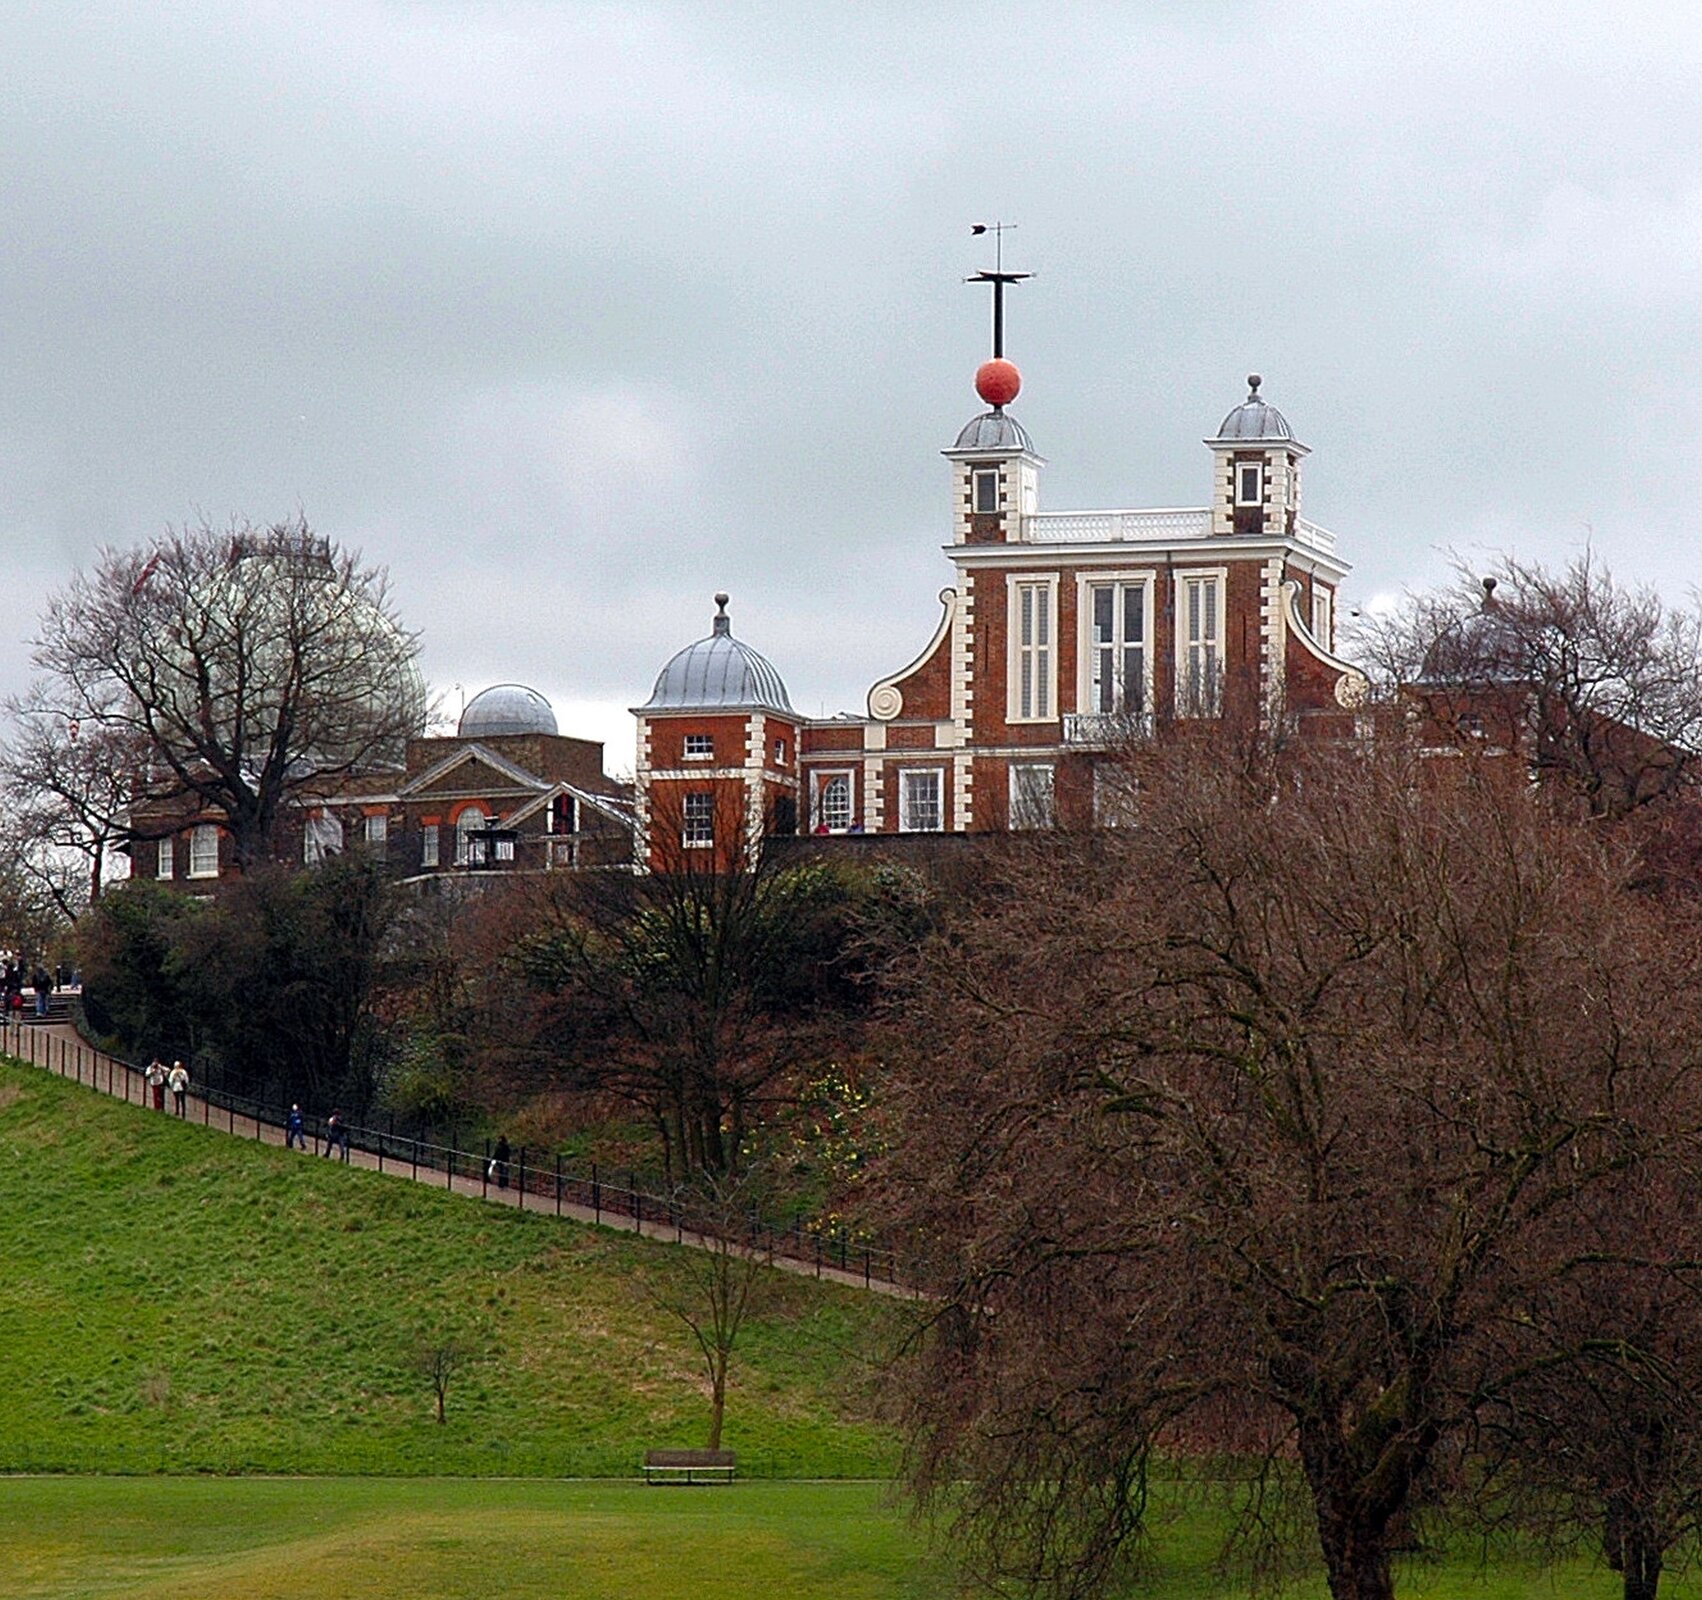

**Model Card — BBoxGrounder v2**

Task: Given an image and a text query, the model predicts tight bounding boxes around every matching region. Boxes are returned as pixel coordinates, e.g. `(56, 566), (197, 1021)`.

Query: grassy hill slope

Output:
(0, 1057), (904, 1477)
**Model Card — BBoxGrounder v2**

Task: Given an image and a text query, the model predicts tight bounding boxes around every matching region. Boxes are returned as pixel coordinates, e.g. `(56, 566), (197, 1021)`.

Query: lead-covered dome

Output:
(1213, 374), (1295, 443)
(953, 410), (1035, 452)
(639, 595), (794, 715)
(459, 683), (558, 738)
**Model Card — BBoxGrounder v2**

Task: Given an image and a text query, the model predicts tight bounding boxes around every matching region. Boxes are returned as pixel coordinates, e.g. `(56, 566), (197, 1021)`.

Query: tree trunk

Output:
(1313, 1508), (1396, 1600)
(1299, 1420), (1402, 1600)
(706, 1358), (726, 1451)
(1621, 1526), (1663, 1600)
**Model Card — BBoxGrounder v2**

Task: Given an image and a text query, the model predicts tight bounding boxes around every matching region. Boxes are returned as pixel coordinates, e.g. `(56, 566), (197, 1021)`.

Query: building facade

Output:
(637, 356), (1370, 860)
(133, 683), (633, 889)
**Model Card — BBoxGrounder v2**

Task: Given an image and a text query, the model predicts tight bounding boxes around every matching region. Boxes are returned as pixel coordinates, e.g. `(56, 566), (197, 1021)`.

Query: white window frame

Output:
(421, 823), (440, 868)
(188, 824), (219, 880)
(156, 836), (174, 879)
(305, 812), (344, 865)
(773, 738), (787, 766)
(1311, 585), (1333, 650)
(1236, 460), (1264, 506)
(682, 733), (714, 762)
(1009, 763), (1055, 831)
(811, 770), (854, 833)
(972, 467), (1000, 515)
(1175, 568), (1227, 719)
(1093, 765), (1141, 829)
(1075, 571), (1155, 721)
(682, 791), (714, 848)
(898, 768), (944, 833)
(455, 806), (489, 865)
(1006, 574), (1059, 723)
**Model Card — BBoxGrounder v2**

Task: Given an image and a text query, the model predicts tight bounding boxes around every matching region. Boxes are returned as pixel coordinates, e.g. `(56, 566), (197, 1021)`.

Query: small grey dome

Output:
(640, 597), (794, 716)
(953, 409), (1034, 452)
(1214, 374), (1294, 443)
(459, 684), (558, 739)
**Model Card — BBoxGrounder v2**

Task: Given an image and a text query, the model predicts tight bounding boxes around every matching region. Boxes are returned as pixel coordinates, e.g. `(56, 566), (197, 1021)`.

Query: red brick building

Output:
(637, 360), (1369, 856)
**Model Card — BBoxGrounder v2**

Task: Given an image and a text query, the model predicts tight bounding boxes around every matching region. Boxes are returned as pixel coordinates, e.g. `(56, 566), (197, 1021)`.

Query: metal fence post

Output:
(516, 1148), (525, 1211)
(555, 1153), (562, 1218)
(592, 1161), (600, 1225)
(482, 1138), (490, 1199)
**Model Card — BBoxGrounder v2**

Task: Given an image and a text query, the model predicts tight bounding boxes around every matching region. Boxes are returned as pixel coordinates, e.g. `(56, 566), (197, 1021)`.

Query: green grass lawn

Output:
(0, 1057), (905, 1477)
(3, 1477), (1697, 1600)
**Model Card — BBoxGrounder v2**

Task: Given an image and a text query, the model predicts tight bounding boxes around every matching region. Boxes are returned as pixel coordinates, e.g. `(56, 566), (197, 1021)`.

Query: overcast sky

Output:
(6, 1), (1702, 775)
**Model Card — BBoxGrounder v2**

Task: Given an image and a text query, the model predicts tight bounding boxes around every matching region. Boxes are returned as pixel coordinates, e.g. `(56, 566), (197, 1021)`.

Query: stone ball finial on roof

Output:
(638, 595), (794, 716)
(1214, 373), (1296, 443)
(459, 683), (558, 739)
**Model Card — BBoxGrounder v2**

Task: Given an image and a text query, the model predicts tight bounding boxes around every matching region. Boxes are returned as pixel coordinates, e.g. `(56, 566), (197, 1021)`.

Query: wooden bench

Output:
(641, 1448), (737, 1485)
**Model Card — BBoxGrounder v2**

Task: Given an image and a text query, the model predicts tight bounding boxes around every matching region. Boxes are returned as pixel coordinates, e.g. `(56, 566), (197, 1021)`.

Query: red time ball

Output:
(975, 359), (1021, 407)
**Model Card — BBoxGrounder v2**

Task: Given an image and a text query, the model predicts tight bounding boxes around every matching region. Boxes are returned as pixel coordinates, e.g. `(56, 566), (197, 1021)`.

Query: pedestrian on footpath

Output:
(323, 1110), (350, 1161)
(492, 1133), (511, 1190)
(145, 1058), (167, 1111)
(167, 1060), (189, 1117)
(286, 1103), (306, 1150)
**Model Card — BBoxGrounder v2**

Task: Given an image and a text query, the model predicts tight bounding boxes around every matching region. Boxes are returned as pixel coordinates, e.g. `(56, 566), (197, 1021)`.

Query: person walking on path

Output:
(286, 1103), (306, 1150)
(167, 1060), (189, 1117)
(322, 1110), (350, 1161)
(145, 1058), (167, 1111)
(492, 1133), (511, 1190)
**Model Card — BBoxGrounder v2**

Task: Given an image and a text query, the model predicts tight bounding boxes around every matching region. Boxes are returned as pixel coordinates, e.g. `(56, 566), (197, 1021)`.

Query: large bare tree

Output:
(876, 733), (1702, 1600)
(0, 714), (144, 910)
(1355, 552), (1702, 818)
(28, 517), (424, 871)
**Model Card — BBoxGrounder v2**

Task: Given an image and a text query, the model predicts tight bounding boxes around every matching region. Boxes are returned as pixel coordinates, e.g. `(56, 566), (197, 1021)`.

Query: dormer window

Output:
(683, 733), (714, 761)
(1236, 462), (1264, 506)
(972, 468), (1000, 515)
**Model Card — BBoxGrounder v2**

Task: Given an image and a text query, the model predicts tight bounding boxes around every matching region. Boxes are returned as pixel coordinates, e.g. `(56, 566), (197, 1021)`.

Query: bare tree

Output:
(414, 1340), (468, 1425)
(875, 731), (1702, 1600)
(498, 788), (898, 1179)
(1477, 1159), (1702, 1600)
(29, 516), (424, 870)
(1354, 552), (1702, 817)
(643, 1168), (777, 1451)
(0, 713), (143, 910)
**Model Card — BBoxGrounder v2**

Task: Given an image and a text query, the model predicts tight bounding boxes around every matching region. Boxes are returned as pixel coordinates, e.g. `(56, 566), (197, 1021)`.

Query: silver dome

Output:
(1213, 375), (1294, 443)
(459, 683), (558, 739)
(953, 409), (1034, 452)
(639, 596), (794, 716)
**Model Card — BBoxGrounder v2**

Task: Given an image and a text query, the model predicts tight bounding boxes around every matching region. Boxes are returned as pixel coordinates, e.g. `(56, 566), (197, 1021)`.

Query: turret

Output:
(1206, 375), (1310, 539)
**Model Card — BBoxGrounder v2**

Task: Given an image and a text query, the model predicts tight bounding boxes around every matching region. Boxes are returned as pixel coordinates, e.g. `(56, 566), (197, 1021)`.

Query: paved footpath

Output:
(2, 1016), (912, 1300)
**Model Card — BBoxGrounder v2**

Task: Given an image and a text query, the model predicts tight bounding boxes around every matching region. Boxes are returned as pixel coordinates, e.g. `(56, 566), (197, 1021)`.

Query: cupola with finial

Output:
(1205, 374), (1310, 539)
(943, 224), (1045, 546)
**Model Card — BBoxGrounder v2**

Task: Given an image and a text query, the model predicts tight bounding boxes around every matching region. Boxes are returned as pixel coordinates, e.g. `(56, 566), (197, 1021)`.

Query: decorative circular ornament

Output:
(1334, 671), (1371, 709)
(975, 359), (1022, 408)
(868, 683), (904, 721)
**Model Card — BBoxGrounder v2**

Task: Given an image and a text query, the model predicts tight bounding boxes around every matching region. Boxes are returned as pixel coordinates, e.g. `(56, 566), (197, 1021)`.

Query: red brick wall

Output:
(647, 714), (751, 770)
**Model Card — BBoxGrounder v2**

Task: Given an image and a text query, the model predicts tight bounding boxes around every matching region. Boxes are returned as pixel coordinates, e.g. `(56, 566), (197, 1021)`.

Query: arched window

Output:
(455, 806), (489, 865)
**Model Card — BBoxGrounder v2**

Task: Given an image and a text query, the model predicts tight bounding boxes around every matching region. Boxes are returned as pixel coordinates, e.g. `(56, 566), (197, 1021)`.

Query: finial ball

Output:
(975, 358), (1022, 408)
(1247, 374), (1262, 395)
(714, 592), (730, 611)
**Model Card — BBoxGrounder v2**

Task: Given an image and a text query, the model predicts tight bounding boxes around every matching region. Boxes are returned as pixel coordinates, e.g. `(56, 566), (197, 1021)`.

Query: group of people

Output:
(143, 1058), (191, 1115)
(1, 960), (56, 1018)
(286, 1102), (350, 1160)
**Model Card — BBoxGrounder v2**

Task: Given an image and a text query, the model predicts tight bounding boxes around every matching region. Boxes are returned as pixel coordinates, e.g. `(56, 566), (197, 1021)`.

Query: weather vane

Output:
(967, 222), (1031, 359)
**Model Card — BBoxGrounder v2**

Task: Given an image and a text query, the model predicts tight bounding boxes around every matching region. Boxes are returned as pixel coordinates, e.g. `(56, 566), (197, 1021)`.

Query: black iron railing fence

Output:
(0, 1018), (915, 1293)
